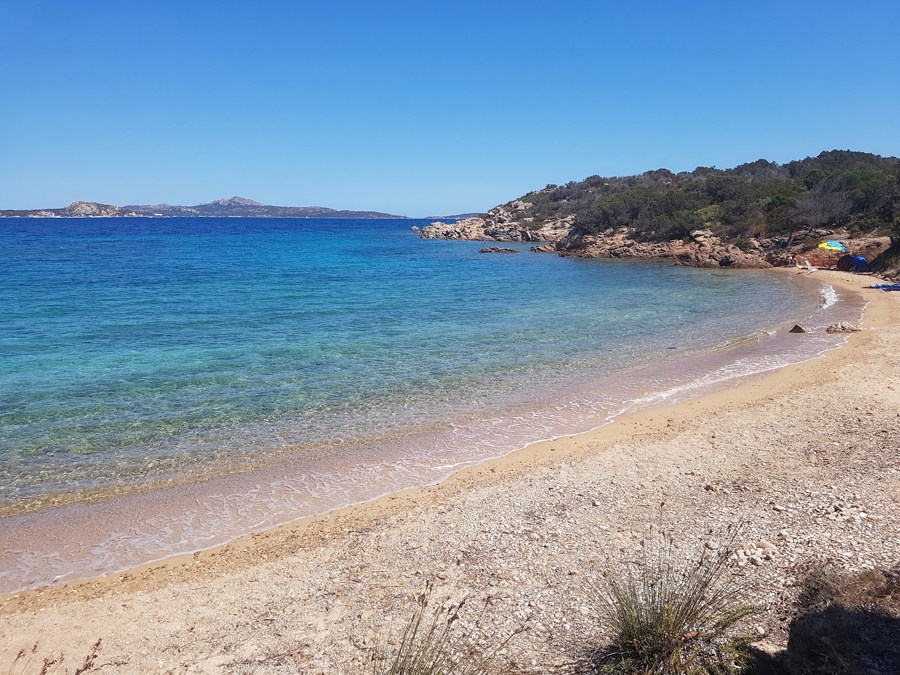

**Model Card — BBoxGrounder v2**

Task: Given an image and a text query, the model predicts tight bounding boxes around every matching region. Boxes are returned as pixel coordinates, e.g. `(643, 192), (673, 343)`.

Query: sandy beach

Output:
(2, 269), (898, 674)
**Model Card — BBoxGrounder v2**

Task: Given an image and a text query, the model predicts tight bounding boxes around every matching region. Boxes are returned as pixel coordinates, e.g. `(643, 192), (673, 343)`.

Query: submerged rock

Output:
(480, 247), (520, 254)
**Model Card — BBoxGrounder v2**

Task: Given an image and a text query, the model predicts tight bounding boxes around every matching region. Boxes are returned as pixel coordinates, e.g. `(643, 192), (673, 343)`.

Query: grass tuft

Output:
(584, 526), (756, 674)
(372, 581), (525, 675)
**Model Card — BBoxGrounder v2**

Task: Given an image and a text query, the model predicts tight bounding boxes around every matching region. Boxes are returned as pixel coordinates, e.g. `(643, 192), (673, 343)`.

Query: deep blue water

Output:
(0, 217), (864, 590)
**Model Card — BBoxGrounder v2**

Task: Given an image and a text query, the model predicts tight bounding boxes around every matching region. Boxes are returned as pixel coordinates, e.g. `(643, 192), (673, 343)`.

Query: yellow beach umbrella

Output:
(818, 240), (846, 252)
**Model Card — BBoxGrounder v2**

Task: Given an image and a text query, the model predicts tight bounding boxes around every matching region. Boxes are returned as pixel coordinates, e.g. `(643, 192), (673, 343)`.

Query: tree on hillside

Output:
(792, 186), (850, 230)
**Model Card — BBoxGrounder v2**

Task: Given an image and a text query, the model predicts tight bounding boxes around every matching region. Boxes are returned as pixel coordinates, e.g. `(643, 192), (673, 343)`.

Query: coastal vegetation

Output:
(420, 150), (900, 277)
(518, 151), (900, 245)
(372, 584), (523, 675)
(371, 556), (900, 675)
(11, 561), (898, 674)
(584, 528), (756, 674)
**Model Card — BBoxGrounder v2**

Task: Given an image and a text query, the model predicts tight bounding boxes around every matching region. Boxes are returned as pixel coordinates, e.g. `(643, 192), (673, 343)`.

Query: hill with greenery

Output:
(517, 150), (899, 245)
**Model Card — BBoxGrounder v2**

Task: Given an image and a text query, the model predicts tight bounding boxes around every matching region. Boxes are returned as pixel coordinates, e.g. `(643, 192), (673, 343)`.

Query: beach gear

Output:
(836, 255), (870, 272)
(872, 283), (900, 291)
(818, 240), (847, 252)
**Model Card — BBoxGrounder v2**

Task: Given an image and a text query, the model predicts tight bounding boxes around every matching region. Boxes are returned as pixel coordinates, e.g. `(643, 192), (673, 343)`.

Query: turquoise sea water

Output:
(0, 218), (864, 591)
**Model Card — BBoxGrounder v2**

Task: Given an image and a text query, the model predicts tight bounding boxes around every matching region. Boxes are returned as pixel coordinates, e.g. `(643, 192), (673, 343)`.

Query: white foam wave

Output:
(819, 285), (838, 309)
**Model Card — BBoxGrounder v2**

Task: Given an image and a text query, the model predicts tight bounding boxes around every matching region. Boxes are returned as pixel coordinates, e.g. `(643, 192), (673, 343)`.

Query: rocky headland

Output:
(420, 151), (900, 279)
(420, 200), (896, 275)
(418, 200), (574, 244)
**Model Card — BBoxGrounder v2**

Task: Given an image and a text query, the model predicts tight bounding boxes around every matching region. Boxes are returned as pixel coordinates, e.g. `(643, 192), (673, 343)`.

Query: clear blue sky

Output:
(2, 0), (898, 216)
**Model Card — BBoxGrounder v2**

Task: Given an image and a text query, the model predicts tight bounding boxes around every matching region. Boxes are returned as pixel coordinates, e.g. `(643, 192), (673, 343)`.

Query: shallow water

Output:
(0, 218), (865, 591)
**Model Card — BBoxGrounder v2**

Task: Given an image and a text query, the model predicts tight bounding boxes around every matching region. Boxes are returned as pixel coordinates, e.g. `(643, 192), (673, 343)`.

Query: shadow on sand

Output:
(747, 565), (900, 675)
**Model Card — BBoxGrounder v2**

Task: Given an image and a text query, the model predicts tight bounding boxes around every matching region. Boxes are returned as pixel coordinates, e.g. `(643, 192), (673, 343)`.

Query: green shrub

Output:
(585, 528), (756, 674)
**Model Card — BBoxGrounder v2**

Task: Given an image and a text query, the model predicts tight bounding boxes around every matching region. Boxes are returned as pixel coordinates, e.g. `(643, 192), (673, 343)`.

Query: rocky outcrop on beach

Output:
(421, 215), (773, 268)
(554, 227), (771, 268)
(419, 200), (774, 267)
(420, 210), (895, 273)
(826, 321), (862, 333)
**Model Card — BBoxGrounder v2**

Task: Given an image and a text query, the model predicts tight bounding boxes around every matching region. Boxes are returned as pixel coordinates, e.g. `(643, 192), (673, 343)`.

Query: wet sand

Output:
(1, 270), (898, 674)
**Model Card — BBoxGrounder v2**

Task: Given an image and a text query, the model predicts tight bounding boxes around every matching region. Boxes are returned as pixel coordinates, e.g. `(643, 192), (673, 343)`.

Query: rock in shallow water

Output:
(826, 322), (862, 333)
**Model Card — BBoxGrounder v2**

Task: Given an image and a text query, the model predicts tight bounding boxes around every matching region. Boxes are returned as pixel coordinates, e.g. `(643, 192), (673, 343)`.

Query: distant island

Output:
(0, 196), (406, 219)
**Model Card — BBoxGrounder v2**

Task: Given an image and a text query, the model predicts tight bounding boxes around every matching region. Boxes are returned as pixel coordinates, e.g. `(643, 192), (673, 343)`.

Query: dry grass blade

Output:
(373, 582), (525, 675)
(6, 640), (101, 675)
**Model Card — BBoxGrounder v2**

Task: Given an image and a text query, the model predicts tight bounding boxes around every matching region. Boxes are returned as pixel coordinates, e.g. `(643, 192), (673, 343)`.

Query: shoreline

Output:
(2, 270), (898, 672)
(0, 269), (858, 594)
